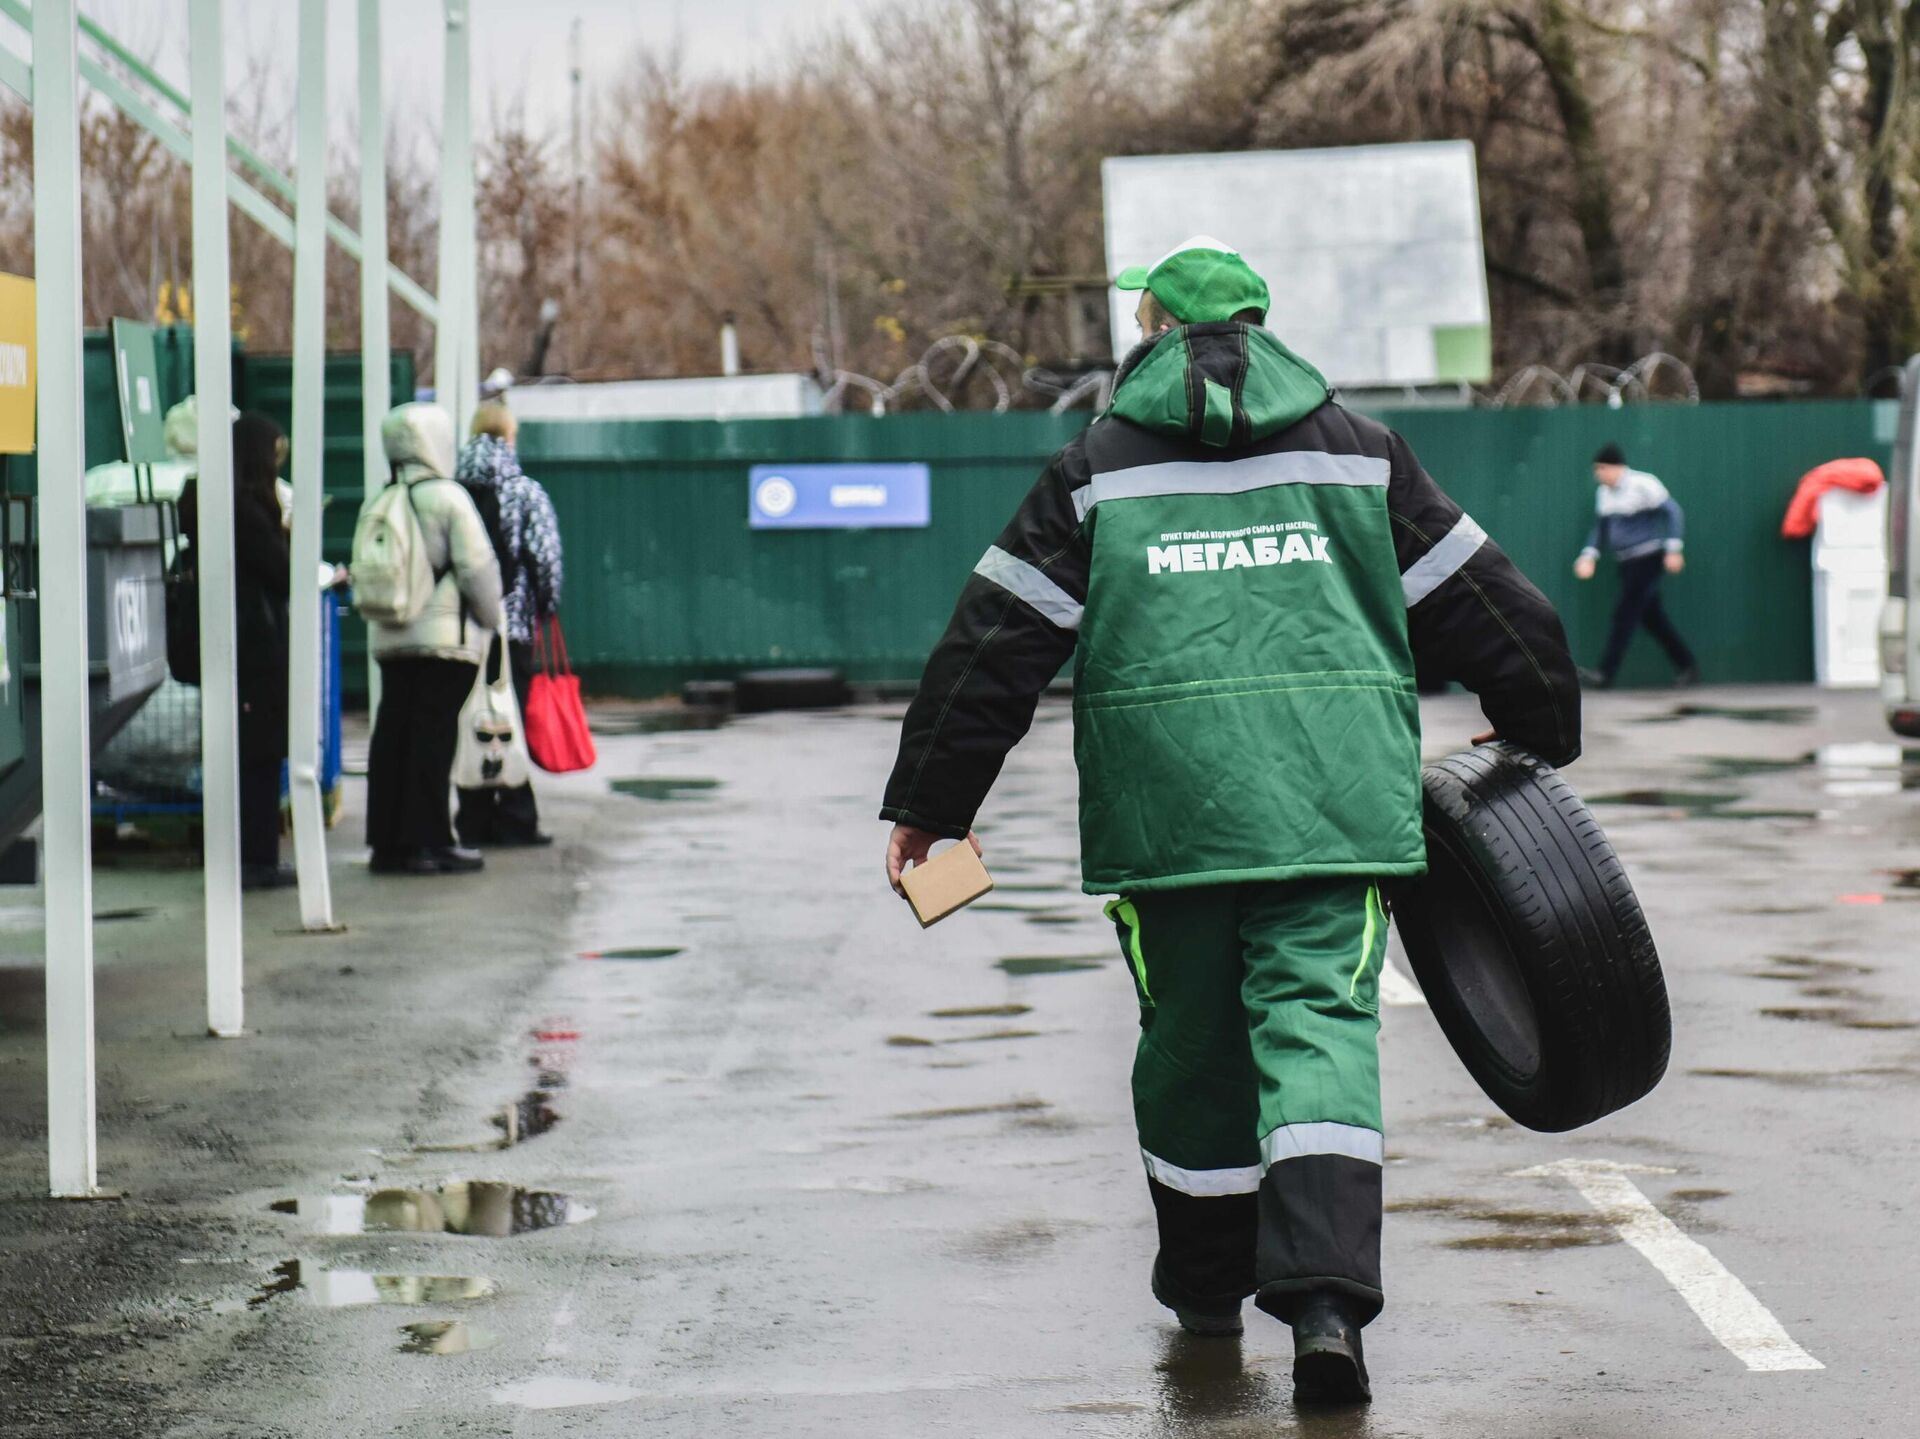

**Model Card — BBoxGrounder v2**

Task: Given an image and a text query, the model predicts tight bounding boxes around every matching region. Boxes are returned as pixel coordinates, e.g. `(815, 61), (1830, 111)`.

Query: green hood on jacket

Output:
(1108, 322), (1332, 449)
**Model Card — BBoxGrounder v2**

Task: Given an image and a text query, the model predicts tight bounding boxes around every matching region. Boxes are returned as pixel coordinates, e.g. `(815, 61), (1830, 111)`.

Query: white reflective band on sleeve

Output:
(1143, 1149), (1263, 1197)
(1071, 484), (1094, 522)
(1400, 514), (1488, 607)
(1260, 1121), (1384, 1168)
(1089, 451), (1389, 510)
(973, 545), (1085, 631)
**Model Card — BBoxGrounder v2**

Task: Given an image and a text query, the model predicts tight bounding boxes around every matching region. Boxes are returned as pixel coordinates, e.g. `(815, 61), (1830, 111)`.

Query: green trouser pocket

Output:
(1105, 896), (1156, 1015)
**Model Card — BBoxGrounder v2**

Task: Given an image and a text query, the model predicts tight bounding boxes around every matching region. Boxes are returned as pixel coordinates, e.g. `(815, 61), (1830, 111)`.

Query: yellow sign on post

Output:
(0, 274), (35, 455)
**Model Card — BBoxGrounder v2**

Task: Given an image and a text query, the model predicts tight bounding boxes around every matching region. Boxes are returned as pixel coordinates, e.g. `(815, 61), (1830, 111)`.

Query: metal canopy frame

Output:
(12, 0), (475, 1195)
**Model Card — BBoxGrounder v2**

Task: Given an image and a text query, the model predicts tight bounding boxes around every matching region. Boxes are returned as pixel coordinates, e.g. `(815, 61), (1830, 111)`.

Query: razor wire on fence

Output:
(816, 335), (1699, 415)
(816, 333), (1112, 416)
(1484, 352), (1700, 408)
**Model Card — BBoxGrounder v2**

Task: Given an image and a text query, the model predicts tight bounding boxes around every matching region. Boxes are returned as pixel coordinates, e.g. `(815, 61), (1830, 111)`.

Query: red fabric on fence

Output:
(1781, 457), (1884, 539)
(525, 619), (597, 774)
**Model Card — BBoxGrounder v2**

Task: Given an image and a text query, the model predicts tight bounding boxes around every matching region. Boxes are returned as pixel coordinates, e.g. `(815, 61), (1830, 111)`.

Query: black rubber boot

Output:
(1151, 1260), (1244, 1338)
(1291, 1293), (1370, 1404)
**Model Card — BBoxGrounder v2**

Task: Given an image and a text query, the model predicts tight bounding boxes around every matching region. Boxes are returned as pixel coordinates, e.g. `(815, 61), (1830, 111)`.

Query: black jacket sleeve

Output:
(1387, 431), (1582, 766)
(879, 439), (1092, 836)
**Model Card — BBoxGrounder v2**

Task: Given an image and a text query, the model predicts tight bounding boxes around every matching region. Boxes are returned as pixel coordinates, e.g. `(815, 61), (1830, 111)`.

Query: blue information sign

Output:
(748, 463), (931, 530)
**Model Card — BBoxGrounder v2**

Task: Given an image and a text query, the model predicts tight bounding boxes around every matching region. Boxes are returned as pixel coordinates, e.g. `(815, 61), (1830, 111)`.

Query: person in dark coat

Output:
(179, 412), (294, 890)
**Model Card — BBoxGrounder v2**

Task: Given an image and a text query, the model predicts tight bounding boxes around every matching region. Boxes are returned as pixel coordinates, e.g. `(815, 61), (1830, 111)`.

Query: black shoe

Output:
(1673, 663), (1701, 688)
(1577, 666), (1612, 691)
(1151, 1262), (1244, 1337)
(241, 864), (298, 891)
(489, 830), (555, 849)
(1291, 1294), (1370, 1404)
(368, 849), (411, 875)
(406, 846), (485, 875)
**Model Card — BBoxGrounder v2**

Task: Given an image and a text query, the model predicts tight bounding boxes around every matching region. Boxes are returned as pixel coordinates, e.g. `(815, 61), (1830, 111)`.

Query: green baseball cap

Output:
(1115, 235), (1270, 325)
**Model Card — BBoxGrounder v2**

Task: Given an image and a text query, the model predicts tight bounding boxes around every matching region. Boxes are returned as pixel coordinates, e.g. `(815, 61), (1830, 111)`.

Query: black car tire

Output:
(1387, 741), (1670, 1132)
(733, 667), (851, 713)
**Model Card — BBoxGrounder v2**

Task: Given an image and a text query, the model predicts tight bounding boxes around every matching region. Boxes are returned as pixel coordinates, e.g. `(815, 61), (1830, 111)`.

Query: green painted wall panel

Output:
(518, 413), (1090, 694)
(519, 401), (1889, 697)
(1379, 400), (1891, 688)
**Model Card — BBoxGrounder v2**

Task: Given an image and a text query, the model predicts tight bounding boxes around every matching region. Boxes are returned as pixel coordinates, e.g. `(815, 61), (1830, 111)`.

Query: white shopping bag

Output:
(453, 633), (531, 790)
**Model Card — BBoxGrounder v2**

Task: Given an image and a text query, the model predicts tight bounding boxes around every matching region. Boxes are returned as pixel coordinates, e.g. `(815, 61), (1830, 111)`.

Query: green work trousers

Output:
(1107, 877), (1386, 1324)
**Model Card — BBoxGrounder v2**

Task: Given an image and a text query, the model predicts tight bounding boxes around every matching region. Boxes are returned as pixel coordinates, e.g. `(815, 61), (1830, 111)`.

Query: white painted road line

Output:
(1517, 1159), (1823, 1373)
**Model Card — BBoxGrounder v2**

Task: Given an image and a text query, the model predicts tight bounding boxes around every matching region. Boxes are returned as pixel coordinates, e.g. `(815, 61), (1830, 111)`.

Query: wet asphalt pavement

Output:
(2, 686), (1918, 1436)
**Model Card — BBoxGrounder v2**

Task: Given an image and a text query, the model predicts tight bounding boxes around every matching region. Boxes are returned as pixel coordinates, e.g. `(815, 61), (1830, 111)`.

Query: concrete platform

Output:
(2, 686), (1917, 1436)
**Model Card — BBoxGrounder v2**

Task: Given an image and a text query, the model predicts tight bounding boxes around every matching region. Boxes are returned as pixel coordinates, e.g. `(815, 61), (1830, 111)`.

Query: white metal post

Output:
(33, 0), (98, 1199)
(287, 0), (333, 929)
(191, 0), (244, 1036)
(436, 0), (476, 438)
(358, 0), (391, 716)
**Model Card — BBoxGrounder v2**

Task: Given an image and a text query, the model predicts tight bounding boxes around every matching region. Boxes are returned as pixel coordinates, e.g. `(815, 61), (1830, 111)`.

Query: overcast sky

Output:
(8, 1), (877, 141)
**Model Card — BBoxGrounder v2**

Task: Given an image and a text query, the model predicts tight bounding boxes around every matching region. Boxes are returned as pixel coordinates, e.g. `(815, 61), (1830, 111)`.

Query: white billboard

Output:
(1102, 141), (1492, 389)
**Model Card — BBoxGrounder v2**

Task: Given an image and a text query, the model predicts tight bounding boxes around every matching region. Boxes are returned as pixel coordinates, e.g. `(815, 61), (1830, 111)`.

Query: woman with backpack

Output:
(452, 402), (564, 848)
(356, 403), (504, 875)
(175, 412), (296, 890)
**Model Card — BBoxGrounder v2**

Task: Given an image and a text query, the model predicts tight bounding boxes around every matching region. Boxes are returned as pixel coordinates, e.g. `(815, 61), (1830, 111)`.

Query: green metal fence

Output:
(519, 399), (1895, 696)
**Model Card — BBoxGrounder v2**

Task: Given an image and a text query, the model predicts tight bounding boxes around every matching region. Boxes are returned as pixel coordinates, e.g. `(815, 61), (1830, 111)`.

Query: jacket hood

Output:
(456, 433), (522, 490)
(381, 402), (457, 483)
(1107, 322), (1330, 448)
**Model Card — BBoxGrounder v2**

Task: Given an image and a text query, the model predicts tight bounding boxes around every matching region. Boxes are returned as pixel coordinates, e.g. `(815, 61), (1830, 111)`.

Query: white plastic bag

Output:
(453, 633), (530, 790)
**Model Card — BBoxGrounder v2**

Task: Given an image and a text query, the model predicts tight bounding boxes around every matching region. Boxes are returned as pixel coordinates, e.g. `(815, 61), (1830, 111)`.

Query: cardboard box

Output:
(901, 841), (994, 928)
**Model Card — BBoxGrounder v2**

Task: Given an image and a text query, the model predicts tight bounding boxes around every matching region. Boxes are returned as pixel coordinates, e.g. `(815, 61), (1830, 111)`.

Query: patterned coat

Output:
(455, 435), (564, 644)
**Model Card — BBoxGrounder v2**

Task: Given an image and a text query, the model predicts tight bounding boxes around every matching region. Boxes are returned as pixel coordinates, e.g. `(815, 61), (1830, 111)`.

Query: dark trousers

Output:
(238, 761), (283, 870)
(366, 656), (478, 855)
(1598, 552), (1696, 681)
(454, 639), (542, 845)
(238, 688), (287, 872)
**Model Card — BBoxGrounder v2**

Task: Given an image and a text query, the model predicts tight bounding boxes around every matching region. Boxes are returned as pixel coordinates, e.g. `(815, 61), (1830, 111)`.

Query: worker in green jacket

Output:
(880, 237), (1581, 1404)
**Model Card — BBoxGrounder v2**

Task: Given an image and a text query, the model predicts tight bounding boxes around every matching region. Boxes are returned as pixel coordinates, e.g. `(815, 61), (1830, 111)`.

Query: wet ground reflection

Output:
(271, 1182), (594, 1236)
(249, 1259), (497, 1308)
(399, 1319), (497, 1355)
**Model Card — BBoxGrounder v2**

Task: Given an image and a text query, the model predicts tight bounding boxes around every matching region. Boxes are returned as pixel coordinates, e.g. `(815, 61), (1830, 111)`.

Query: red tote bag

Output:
(525, 618), (598, 774)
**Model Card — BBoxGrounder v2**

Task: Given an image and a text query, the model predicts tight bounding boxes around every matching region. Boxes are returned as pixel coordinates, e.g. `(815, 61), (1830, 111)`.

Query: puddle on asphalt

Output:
(270, 1182), (594, 1236)
(250, 1260), (498, 1309)
(582, 946), (685, 961)
(928, 1003), (1033, 1019)
(888, 1028), (1042, 1047)
(1732, 904), (1822, 915)
(1055, 1401), (1150, 1416)
(1759, 1007), (1919, 1030)
(93, 905), (157, 923)
(1750, 954), (1875, 979)
(609, 777), (721, 801)
(1637, 703), (1816, 725)
(591, 710), (729, 736)
(409, 1090), (563, 1154)
(1690, 1065), (1919, 1086)
(1669, 1188), (1730, 1203)
(891, 1098), (1050, 1121)
(1387, 1197), (1616, 1250)
(952, 1216), (1083, 1262)
(400, 1319), (498, 1355)
(1585, 788), (1816, 821)
(995, 956), (1105, 975)
(1155, 1330), (1279, 1425)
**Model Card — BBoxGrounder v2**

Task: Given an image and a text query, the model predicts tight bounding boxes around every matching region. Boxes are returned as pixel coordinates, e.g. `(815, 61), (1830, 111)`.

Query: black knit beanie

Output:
(1593, 442), (1626, 466)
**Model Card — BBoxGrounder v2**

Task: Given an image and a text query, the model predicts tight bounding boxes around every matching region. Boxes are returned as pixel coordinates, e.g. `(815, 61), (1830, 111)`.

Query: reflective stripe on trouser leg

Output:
(1117, 887), (1262, 1312)
(1239, 877), (1387, 1325)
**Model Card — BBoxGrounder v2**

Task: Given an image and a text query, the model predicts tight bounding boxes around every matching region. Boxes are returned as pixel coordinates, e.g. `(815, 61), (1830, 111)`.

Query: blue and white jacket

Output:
(1580, 468), (1684, 563)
